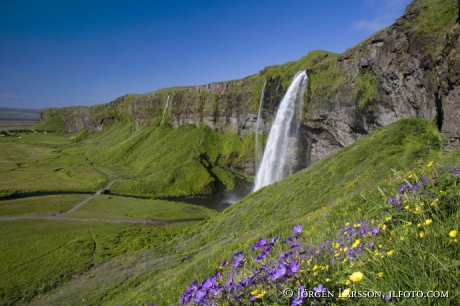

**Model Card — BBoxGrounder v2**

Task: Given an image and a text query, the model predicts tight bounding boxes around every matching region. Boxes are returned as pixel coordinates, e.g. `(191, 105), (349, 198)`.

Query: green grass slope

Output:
(0, 119), (254, 198)
(69, 121), (254, 198)
(28, 118), (459, 306)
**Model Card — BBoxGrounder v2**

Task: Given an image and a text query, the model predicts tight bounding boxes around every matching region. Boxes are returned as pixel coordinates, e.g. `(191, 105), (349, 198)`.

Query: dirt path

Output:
(67, 179), (119, 213)
(0, 215), (205, 225)
(0, 178), (206, 225)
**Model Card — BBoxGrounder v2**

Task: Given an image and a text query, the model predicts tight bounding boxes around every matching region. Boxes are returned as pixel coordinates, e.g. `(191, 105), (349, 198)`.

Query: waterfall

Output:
(160, 95), (170, 125)
(253, 71), (308, 191)
(255, 80), (267, 172)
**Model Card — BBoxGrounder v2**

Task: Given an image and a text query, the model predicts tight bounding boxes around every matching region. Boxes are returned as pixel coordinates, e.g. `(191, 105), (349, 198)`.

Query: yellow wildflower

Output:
(256, 291), (266, 299)
(326, 278), (332, 283)
(406, 221), (413, 227)
(385, 216), (392, 222)
(387, 250), (395, 256)
(313, 265), (319, 271)
(428, 161), (434, 167)
(251, 288), (260, 295)
(345, 222), (350, 226)
(449, 230), (458, 238)
(405, 205), (410, 210)
(425, 219), (433, 226)
(345, 279), (351, 286)
(340, 288), (352, 300)
(352, 239), (361, 248)
(349, 272), (364, 282)
(400, 236), (405, 241)
(378, 272), (384, 278)
(382, 225), (387, 231)
(420, 231), (425, 238)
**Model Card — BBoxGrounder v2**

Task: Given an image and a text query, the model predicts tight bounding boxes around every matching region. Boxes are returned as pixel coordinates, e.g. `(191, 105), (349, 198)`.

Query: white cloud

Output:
(353, 19), (388, 32)
(353, 0), (412, 32)
(0, 94), (26, 99)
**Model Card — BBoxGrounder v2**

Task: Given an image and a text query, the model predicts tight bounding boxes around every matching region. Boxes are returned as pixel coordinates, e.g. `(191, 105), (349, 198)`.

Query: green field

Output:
(0, 194), (89, 216)
(8, 118), (455, 306)
(0, 189), (216, 305)
(66, 195), (217, 220)
(0, 133), (113, 197)
(0, 219), (198, 305)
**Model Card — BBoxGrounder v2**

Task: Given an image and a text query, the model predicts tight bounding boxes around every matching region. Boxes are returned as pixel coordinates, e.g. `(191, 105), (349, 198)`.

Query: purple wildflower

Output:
(384, 294), (391, 302)
(232, 253), (245, 268)
(232, 251), (243, 260)
(290, 242), (300, 249)
(294, 225), (303, 235)
(292, 286), (305, 305)
(255, 238), (268, 250)
(289, 262), (300, 275)
(194, 289), (208, 304)
(225, 278), (234, 289)
(313, 283), (328, 292)
(254, 246), (271, 262)
(279, 251), (293, 260)
(201, 276), (216, 290)
(370, 227), (381, 236)
(285, 236), (298, 243)
(272, 265), (287, 281)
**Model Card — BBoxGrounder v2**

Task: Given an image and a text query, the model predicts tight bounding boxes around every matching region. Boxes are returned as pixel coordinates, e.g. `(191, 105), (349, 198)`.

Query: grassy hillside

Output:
(25, 118), (460, 305)
(67, 121), (254, 198)
(0, 119), (254, 198)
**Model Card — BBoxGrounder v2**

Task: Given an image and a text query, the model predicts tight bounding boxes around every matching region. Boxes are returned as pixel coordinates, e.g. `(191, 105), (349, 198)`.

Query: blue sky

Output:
(0, 0), (412, 109)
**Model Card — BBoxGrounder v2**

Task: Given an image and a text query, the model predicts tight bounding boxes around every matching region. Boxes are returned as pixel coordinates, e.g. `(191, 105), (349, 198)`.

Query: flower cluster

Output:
(180, 219), (385, 305)
(179, 164), (460, 305)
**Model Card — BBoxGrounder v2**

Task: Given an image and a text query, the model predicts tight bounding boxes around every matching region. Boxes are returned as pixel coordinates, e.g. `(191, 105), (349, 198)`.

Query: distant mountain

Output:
(0, 107), (42, 120)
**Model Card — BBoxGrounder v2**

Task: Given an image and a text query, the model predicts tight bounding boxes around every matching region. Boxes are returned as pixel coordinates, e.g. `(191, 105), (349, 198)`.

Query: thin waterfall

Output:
(253, 71), (308, 191)
(255, 80), (267, 172)
(160, 95), (170, 125)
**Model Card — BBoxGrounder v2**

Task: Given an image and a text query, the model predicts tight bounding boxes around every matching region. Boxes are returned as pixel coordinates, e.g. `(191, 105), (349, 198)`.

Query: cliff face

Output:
(40, 0), (460, 174)
(301, 0), (460, 165)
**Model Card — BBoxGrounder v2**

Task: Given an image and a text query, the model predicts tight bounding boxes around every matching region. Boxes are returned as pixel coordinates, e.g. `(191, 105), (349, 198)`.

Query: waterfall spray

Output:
(255, 80), (267, 172)
(253, 71), (308, 191)
(160, 95), (170, 125)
